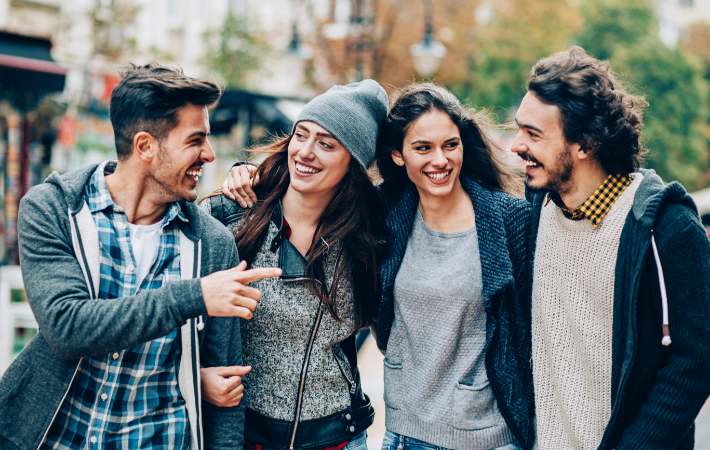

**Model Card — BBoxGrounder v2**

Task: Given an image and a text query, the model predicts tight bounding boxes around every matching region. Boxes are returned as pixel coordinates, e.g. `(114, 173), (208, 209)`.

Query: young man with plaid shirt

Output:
(512, 47), (710, 450)
(0, 64), (280, 450)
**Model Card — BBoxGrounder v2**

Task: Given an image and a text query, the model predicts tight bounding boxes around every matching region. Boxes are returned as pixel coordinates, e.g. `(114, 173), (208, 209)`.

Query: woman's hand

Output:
(200, 365), (252, 407)
(221, 164), (259, 208)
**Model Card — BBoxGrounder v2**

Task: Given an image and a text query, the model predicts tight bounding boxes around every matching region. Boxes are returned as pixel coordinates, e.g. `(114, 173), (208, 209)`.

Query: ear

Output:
(391, 150), (405, 166)
(572, 142), (592, 161)
(133, 132), (159, 163)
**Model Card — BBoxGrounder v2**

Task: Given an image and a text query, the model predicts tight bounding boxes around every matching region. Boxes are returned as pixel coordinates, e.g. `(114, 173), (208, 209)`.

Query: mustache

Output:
(519, 153), (542, 166)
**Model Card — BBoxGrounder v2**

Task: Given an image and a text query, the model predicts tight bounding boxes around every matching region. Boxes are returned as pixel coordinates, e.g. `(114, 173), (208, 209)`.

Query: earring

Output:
(396, 161), (404, 166)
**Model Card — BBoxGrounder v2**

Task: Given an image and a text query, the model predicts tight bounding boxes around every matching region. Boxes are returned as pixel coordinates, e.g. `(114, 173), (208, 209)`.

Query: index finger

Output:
(240, 167), (258, 204)
(235, 267), (282, 284)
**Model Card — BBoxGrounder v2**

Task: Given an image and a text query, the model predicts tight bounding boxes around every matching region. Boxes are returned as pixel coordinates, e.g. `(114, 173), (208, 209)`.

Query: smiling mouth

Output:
(186, 167), (202, 182)
(520, 155), (541, 168)
(295, 162), (322, 174)
(425, 170), (452, 181)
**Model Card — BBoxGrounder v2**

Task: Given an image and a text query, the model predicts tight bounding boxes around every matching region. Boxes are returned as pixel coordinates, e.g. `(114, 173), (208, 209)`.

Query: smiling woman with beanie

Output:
(201, 80), (388, 450)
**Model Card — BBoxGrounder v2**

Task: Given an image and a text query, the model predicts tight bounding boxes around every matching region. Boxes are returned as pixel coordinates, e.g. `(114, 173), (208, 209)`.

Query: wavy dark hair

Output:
(376, 83), (521, 194)
(233, 134), (385, 330)
(528, 46), (648, 175)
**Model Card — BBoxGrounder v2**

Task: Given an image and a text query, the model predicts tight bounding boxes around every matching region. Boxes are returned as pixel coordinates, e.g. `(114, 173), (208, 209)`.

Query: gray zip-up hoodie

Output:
(0, 164), (244, 450)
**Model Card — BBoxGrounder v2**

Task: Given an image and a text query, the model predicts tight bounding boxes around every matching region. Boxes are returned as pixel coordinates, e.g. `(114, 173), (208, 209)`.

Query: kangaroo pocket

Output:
(450, 381), (500, 430)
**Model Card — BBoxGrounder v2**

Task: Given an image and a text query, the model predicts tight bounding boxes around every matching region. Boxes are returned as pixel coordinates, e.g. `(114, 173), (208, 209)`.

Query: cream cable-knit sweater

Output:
(532, 174), (643, 450)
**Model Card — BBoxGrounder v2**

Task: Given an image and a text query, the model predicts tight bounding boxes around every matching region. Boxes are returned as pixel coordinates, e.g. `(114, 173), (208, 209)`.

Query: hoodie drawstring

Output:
(197, 315), (204, 331)
(650, 233), (671, 346)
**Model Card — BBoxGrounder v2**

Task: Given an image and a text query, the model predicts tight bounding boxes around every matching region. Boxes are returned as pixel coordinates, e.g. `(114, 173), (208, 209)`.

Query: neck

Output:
(417, 178), (475, 232)
(281, 185), (336, 228)
(104, 159), (169, 225)
(559, 162), (609, 210)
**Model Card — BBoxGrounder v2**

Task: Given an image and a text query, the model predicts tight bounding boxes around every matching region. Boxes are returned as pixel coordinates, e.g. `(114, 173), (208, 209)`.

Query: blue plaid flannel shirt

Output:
(44, 161), (190, 450)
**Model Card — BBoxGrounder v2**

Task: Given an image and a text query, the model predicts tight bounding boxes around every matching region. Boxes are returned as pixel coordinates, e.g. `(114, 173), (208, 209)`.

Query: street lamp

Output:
(287, 1), (313, 60)
(410, 0), (446, 78)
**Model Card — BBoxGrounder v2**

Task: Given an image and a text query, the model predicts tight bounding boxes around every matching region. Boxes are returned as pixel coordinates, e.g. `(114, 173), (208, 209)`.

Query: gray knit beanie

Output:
(293, 79), (388, 170)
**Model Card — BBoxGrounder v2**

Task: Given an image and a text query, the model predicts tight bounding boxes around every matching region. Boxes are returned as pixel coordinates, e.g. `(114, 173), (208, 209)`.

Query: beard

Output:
(149, 143), (199, 204)
(526, 146), (574, 195)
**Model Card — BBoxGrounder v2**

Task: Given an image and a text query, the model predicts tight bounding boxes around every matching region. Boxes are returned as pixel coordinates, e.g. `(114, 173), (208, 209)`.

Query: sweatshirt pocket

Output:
(382, 355), (404, 410)
(450, 381), (500, 430)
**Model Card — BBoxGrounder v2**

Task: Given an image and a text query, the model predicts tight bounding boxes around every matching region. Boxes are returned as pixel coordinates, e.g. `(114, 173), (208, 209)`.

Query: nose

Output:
(511, 131), (527, 154)
(201, 139), (216, 163)
(431, 147), (448, 167)
(297, 137), (317, 160)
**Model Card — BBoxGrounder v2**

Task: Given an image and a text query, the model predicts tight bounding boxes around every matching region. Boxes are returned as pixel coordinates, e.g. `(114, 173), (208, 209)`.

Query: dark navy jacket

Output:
(375, 177), (536, 450)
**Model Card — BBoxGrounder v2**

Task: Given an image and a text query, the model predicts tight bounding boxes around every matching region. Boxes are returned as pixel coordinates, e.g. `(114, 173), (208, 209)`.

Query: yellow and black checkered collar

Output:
(546, 174), (632, 228)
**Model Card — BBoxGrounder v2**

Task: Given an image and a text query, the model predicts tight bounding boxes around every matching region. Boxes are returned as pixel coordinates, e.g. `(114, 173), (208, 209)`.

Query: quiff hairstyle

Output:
(110, 63), (221, 160)
(528, 47), (648, 175)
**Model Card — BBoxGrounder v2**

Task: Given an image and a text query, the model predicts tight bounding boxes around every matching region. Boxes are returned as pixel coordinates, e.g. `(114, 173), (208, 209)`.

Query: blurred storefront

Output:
(0, 30), (66, 264)
(0, 30), (65, 374)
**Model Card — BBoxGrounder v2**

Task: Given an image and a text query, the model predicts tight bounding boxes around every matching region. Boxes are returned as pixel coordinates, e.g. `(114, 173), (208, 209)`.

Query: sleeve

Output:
(615, 210), (710, 449)
(202, 243), (244, 450)
(17, 190), (207, 361)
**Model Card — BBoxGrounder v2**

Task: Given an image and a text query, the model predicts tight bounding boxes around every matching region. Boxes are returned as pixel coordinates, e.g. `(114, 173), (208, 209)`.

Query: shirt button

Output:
(90, 436), (97, 444)
(126, 265), (135, 273)
(117, 222), (126, 230)
(112, 352), (119, 360)
(101, 393), (108, 401)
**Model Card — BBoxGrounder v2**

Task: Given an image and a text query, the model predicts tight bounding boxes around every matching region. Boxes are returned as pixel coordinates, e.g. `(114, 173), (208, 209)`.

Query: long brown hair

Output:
(235, 134), (385, 330)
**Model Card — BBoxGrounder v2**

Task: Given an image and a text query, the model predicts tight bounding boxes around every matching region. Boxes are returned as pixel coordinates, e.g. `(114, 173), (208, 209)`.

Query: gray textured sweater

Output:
(200, 200), (355, 422)
(385, 211), (514, 449)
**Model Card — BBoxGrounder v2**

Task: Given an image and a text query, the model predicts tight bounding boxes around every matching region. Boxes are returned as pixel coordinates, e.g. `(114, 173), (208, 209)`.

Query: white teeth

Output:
(296, 162), (321, 173)
(426, 171), (451, 181)
(524, 160), (538, 167)
(186, 168), (203, 177)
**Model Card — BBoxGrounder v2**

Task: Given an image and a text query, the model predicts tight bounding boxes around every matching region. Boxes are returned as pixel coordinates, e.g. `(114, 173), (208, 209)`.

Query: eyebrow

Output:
(409, 136), (460, 145)
(296, 124), (334, 139)
(515, 117), (544, 134)
(186, 131), (208, 140)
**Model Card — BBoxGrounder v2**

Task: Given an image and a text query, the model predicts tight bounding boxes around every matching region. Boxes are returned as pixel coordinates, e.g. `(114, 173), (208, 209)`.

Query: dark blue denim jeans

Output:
(381, 429), (522, 450)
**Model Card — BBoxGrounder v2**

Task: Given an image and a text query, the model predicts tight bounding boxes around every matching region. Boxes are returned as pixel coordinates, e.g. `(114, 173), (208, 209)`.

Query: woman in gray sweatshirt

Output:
(373, 84), (534, 450)
(203, 80), (388, 450)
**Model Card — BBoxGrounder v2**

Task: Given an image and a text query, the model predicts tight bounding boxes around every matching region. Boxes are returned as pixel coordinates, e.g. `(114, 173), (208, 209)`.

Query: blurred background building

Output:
(1, 0), (710, 447)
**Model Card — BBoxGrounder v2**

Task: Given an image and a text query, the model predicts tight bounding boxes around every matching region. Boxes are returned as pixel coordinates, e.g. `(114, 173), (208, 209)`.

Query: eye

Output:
(295, 132), (306, 140)
(320, 141), (333, 149)
(414, 144), (430, 151)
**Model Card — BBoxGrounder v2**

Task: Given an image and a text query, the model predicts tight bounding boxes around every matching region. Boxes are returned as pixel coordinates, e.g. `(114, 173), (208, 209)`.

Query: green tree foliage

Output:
(448, 0), (582, 113)
(202, 13), (271, 89)
(578, 0), (710, 190)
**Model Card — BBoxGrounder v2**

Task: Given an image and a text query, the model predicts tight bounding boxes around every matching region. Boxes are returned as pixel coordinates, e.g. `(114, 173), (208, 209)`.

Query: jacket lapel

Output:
(379, 183), (419, 291)
(461, 178), (514, 306)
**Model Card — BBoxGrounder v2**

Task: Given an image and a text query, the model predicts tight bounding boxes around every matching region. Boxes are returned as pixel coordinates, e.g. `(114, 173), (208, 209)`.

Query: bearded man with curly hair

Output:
(512, 47), (710, 450)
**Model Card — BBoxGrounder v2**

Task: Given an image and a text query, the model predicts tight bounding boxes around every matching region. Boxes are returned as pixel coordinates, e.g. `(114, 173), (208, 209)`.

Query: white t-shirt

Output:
(127, 221), (163, 286)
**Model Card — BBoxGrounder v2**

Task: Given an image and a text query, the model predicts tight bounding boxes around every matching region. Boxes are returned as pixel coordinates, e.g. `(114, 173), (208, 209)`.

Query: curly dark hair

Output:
(376, 83), (521, 194)
(528, 46), (648, 175)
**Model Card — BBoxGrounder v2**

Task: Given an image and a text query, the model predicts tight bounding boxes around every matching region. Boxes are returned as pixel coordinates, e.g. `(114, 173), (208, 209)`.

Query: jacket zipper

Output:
(289, 302), (326, 450)
(36, 358), (83, 450)
(334, 349), (356, 395)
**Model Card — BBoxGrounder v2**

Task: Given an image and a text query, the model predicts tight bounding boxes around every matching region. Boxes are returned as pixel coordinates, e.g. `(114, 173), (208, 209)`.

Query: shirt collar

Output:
(546, 173), (632, 228)
(85, 160), (188, 224)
